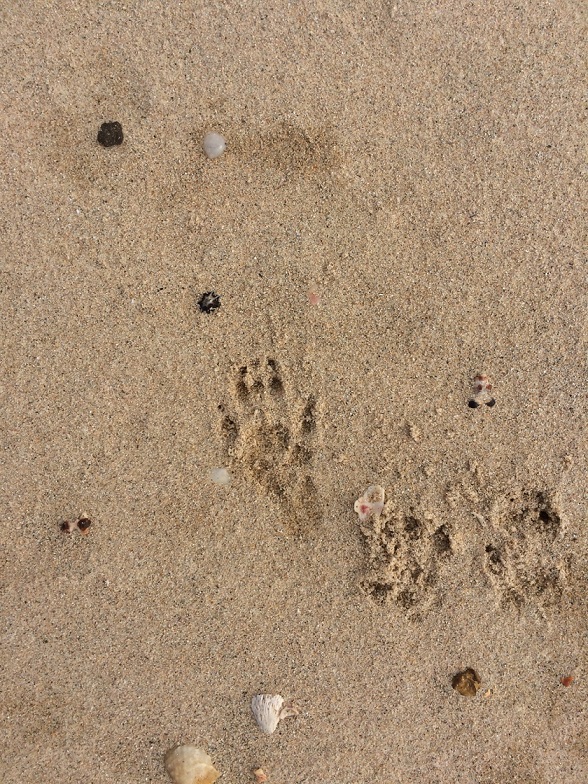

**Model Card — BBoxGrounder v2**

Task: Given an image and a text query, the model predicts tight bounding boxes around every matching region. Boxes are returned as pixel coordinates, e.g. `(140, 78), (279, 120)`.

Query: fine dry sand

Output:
(1, 2), (587, 782)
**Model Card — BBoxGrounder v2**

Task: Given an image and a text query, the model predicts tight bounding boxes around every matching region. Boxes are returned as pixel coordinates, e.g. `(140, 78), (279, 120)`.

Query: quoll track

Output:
(219, 357), (321, 536)
(358, 501), (455, 618)
(483, 489), (570, 610)
(358, 485), (571, 618)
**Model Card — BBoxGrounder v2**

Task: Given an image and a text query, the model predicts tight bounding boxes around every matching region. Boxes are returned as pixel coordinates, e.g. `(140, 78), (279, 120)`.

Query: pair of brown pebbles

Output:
(60, 516), (92, 534)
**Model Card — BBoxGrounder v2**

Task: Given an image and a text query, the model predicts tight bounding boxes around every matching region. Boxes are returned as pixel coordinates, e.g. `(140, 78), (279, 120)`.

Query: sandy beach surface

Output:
(1, 2), (587, 782)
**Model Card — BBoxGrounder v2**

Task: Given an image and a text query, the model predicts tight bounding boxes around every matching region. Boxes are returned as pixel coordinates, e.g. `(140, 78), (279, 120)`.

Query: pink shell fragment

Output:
(354, 485), (385, 522)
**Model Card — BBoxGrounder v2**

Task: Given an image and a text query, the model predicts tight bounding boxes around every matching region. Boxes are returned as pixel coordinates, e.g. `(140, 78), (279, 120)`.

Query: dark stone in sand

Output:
(77, 517), (92, 532)
(97, 121), (124, 147)
(198, 291), (221, 313)
(452, 668), (481, 697)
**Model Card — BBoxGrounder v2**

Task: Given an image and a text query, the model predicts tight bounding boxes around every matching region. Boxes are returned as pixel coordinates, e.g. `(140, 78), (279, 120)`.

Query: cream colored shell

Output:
(251, 693), (300, 734)
(164, 745), (220, 784)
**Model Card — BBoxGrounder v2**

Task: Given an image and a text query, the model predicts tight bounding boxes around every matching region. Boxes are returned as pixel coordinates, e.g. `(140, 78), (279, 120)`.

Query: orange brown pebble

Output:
(253, 768), (268, 783)
(560, 675), (574, 687)
(452, 668), (482, 697)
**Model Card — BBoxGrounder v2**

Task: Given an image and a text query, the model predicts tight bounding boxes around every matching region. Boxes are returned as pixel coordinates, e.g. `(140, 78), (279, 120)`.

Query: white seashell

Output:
(251, 693), (300, 734)
(164, 745), (220, 784)
(354, 484), (385, 523)
(202, 131), (226, 159)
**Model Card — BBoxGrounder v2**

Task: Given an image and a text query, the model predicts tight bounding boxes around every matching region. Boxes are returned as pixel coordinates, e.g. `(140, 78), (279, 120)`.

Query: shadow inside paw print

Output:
(219, 358), (321, 535)
(483, 490), (569, 610)
(358, 503), (454, 618)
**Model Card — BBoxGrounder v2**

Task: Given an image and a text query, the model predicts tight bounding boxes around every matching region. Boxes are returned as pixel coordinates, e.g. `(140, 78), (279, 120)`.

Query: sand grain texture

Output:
(1, 1), (587, 782)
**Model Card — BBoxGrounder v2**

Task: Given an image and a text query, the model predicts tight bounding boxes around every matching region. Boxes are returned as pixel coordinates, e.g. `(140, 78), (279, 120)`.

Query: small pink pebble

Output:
(308, 291), (321, 306)
(354, 485), (385, 523)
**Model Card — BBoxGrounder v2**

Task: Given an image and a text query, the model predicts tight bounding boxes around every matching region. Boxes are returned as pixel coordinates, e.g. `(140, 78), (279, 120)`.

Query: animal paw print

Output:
(357, 490), (454, 617)
(483, 490), (568, 610)
(219, 358), (321, 535)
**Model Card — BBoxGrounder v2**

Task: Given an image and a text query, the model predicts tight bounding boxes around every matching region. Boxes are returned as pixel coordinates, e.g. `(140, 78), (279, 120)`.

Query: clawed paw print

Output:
(355, 485), (454, 617)
(219, 358), (321, 535)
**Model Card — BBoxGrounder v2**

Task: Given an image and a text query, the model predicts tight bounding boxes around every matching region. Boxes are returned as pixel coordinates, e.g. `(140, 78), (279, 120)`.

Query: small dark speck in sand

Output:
(97, 121), (124, 147)
(77, 517), (92, 533)
(198, 291), (221, 313)
(468, 399), (480, 408)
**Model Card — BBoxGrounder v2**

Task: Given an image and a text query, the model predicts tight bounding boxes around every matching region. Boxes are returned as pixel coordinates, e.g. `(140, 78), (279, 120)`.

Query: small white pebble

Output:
(202, 131), (226, 159)
(209, 467), (231, 486)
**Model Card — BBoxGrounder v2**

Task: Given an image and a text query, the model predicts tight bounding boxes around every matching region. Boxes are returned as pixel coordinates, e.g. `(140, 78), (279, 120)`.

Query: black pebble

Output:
(467, 399), (480, 408)
(97, 121), (124, 147)
(485, 398), (496, 408)
(198, 291), (221, 313)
